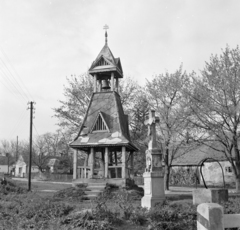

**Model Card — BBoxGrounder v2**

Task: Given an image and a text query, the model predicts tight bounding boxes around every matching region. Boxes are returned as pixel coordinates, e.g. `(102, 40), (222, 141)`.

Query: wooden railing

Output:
(77, 166), (90, 178)
(77, 165), (133, 179)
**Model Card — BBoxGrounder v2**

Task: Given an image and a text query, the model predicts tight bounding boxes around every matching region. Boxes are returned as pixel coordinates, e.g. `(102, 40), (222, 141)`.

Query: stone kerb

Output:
(197, 203), (240, 229)
(197, 203), (224, 230)
(193, 188), (228, 205)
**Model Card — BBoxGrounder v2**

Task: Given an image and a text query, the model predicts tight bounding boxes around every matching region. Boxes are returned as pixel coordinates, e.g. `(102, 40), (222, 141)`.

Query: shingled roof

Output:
(70, 91), (138, 151)
(172, 143), (229, 166)
(89, 43), (123, 78)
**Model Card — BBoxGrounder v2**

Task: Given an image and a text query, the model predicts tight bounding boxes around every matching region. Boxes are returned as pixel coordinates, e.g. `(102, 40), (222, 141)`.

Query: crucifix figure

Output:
(144, 109), (162, 172)
(145, 110), (160, 150)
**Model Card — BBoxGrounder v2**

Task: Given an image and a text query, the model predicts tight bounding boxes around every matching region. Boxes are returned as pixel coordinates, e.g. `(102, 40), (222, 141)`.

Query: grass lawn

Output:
(11, 178), (72, 199)
(13, 179), (71, 190)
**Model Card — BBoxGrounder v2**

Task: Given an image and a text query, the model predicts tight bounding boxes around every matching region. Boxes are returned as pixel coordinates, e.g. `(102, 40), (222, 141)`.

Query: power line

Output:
(0, 47), (34, 101)
(0, 52), (30, 101)
(0, 66), (29, 104)
(0, 60), (29, 101)
(8, 109), (28, 138)
(0, 76), (20, 98)
(33, 123), (41, 138)
(0, 48), (37, 141)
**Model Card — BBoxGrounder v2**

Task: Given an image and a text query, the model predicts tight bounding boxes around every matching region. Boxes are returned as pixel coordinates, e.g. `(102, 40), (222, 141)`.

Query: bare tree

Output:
(188, 45), (240, 191)
(146, 66), (194, 190)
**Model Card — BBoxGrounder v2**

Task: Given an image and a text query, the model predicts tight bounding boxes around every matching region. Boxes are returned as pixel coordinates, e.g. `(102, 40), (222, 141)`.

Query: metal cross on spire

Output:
(103, 24), (109, 44)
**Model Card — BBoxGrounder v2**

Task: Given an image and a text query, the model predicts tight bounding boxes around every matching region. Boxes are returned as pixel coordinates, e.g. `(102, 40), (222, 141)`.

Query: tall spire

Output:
(103, 24), (109, 45)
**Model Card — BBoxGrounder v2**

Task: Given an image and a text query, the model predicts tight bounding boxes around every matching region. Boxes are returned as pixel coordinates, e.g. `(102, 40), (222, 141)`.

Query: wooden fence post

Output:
(197, 203), (224, 230)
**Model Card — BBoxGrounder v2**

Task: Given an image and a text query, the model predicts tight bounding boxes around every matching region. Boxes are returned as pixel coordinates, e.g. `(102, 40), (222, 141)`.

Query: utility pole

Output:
(27, 101), (35, 191)
(16, 136), (18, 162)
(6, 153), (9, 174)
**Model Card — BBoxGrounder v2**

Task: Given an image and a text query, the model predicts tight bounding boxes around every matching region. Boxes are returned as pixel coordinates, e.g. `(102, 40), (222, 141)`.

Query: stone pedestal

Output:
(141, 171), (165, 208)
(193, 188), (228, 205)
(141, 109), (165, 209)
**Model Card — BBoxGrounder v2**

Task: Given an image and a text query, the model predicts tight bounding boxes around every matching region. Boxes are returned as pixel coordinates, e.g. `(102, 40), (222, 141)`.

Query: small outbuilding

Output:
(14, 155), (39, 178)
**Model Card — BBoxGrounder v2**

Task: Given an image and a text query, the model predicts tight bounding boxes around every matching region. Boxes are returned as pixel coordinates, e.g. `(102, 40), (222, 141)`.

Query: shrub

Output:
(222, 197), (240, 214)
(146, 200), (197, 230)
(0, 193), (74, 230)
(53, 186), (86, 201)
(115, 189), (135, 220)
(0, 179), (28, 195)
(62, 211), (114, 230)
(129, 207), (148, 226)
(61, 189), (122, 230)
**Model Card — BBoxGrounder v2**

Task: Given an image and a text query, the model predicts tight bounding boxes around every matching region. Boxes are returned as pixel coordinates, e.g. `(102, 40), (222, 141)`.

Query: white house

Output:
(15, 155), (39, 177)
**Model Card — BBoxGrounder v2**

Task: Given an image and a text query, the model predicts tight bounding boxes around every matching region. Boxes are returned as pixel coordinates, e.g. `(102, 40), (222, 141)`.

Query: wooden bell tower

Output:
(70, 26), (138, 187)
(88, 25), (123, 93)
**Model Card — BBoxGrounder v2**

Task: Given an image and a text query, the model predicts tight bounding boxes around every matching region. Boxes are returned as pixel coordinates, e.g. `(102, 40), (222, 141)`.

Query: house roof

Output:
(0, 156), (8, 165)
(15, 155), (38, 167)
(172, 143), (228, 166)
(70, 91), (138, 151)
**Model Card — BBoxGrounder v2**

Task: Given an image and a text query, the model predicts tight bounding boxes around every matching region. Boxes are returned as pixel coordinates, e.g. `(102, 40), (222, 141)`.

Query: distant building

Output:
(172, 144), (235, 186)
(14, 155), (39, 178)
(0, 156), (12, 174)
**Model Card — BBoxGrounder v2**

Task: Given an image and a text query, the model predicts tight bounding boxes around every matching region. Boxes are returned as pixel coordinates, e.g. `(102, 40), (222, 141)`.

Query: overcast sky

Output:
(1, 0), (240, 142)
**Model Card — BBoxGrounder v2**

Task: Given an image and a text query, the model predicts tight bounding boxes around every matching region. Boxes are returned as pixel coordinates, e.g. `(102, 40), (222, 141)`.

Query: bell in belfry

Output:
(102, 79), (110, 90)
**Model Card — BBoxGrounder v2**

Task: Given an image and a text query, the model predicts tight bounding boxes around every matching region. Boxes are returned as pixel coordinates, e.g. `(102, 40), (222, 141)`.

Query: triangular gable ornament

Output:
(92, 56), (114, 69)
(91, 112), (110, 132)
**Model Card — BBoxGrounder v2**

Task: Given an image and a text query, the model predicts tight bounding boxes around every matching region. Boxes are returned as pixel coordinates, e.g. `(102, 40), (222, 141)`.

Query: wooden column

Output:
(94, 74), (97, 92)
(105, 147), (109, 178)
(116, 78), (119, 92)
(115, 151), (118, 177)
(99, 80), (102, 92)
(131, 151), (134, 177)
(111, 72), (114, 91)
(90, 148), (95, 178)
(122, 146), (126, 178)
(73, 149), (77, 180)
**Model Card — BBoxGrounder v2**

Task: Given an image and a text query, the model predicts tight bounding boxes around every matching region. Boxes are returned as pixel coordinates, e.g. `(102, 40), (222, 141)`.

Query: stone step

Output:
(85, 190), (103, 195)
(83, 182), (107, 200)
(83, 194), (98, 200)
(87, 182), (107, 186)
(86, 187), (105, 192)
(87, 184), (106, 188)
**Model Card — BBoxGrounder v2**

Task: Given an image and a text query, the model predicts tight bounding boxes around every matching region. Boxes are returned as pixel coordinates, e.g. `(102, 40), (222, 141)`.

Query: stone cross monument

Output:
(141, 109), (165, 208)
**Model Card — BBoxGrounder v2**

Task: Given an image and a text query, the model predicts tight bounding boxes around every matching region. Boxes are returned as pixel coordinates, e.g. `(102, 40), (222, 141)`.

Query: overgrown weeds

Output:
(1, 179), (240, 230)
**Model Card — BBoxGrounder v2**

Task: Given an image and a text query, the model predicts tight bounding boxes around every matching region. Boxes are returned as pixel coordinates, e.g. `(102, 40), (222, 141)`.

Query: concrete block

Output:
(197, 203), (224, 230)
(211, 188), (228, 203)
(193, 189), (212, 205)
(193, 189), (228, 205)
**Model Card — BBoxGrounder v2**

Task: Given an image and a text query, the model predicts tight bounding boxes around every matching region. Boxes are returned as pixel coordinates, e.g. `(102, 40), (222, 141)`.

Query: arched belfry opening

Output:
(70, 27), (138, 186)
